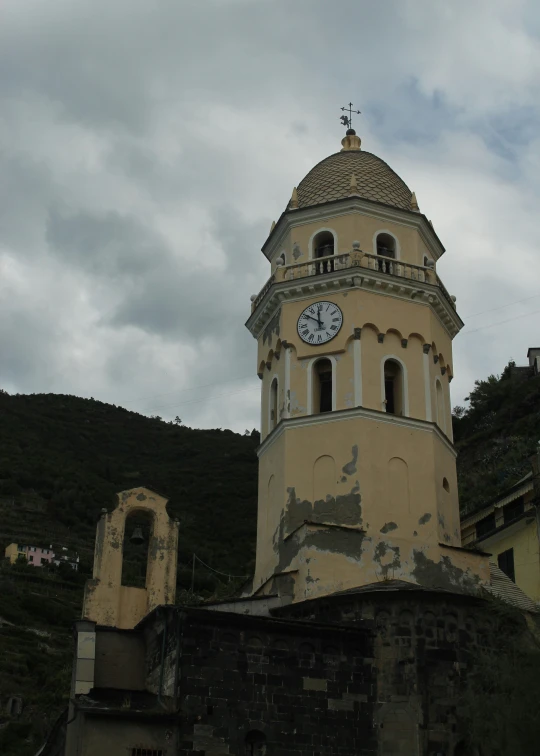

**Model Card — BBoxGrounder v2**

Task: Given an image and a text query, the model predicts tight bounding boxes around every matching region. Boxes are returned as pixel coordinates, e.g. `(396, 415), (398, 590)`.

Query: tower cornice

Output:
(257, 404), (457, 459)
(245, 258), (463, 341)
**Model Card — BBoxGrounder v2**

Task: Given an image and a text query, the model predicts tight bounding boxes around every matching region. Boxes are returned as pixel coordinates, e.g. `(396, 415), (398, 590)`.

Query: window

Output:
(435, 379), (445, 432)
(313, 359), (333, 414)
(376, 233), (396, 257)
(475, 513), (495, 538)
(269, 378), (278, 431)
(503, 497), (524, 524)
(312, 231), (334, 274)
(131, 750), (164, 756)
(498, 548), (515, 582)
(28, 555), (34, 562)
(384, 360), (403, 415)
(30, 546), (36, 552)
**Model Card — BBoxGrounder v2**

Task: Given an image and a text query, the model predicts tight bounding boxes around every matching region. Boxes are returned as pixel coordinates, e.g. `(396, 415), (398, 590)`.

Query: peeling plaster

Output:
(374, 541), (401, 579)
(342, 445), (358, 476)
(418, 513), (431, 525)
(275, 525), (367, 574)
(292, 242), (302, 260)
(380, 522), (398, 534)
(412, 551), (482, 593)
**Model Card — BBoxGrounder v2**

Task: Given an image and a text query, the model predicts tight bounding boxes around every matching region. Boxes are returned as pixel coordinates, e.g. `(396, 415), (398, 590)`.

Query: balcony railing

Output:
(252, 251), (456, 310)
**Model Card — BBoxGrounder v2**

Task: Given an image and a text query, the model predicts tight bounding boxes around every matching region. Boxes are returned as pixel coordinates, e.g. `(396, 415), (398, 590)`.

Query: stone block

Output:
(303, 677), (328, 691)
(76, 658), (95, 683)
(77, 631), (96, 660)
(328, 698), (355, 711)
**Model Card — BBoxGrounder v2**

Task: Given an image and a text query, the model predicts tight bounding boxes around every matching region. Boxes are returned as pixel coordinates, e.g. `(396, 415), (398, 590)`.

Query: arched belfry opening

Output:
(121, 509), (154, 589)
(313, 358), (333, 414)
(376, 232), (396, 258)
(376, 232), (396, 273)
(82, 487), (179, 630)
(384, 359), (404, 416)
(312, 230), (335, 274)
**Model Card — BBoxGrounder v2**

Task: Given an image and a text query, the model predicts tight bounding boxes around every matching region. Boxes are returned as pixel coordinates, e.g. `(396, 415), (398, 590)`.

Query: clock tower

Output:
(246, 126), (490, 603)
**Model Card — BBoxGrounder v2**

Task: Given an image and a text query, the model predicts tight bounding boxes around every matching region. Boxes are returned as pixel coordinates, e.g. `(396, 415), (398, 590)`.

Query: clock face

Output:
(297, 301), (343, 345)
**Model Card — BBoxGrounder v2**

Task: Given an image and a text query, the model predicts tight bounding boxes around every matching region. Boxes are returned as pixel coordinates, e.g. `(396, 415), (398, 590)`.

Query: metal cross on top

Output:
(340, 102), (361, 130)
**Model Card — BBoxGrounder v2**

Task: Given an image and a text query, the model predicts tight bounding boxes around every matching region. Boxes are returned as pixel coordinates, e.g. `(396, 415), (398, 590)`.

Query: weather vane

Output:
(340, 102), (361, 130)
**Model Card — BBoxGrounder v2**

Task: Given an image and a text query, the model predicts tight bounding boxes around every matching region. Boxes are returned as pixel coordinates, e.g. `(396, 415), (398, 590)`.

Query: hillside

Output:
(1, 362), (540, 754)
(0, 391), (259, 755)
(453, 361), (540, 514)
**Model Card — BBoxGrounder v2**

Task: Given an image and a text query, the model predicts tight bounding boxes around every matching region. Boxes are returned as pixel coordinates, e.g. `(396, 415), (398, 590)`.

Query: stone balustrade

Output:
(252, 250), (456, 311)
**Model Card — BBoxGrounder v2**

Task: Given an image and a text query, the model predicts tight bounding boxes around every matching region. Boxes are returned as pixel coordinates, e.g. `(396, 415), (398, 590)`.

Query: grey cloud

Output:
(2, 0), (540, 432)
(46, 208), (170, 279)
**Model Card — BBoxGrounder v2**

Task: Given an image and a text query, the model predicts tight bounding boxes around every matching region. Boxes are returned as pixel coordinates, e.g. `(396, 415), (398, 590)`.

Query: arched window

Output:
(384, 359), (404, 415)
(376, 233), (396, 259)
(121, 510), (153, 588)
(435, 378), (445, 432)
(375, 233), (396, 274)
(269, 377), (278, 431)
(313, 358), (333, 414)
(312, 230), (335, 274)
(245, 730), (266, 756)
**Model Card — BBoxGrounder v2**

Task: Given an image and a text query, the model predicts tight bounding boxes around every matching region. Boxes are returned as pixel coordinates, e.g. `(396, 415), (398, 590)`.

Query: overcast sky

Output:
(1, 0), (540, 433)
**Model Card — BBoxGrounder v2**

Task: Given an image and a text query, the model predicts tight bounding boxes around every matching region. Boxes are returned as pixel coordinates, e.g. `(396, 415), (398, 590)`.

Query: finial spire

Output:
(289, 186), (298, 209)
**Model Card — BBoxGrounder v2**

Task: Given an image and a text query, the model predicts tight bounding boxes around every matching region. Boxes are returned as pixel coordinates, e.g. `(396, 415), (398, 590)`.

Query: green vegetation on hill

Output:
(453, 362), (540, 515)
(1, 359), (540, 754)
(0, 391), (259, 585)
(0, 390), (259, 755)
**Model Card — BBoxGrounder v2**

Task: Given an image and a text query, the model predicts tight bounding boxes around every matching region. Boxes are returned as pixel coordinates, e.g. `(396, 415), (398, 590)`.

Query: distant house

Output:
(461, 454), (540, 604)
(4, 542), (79, 570)
(52, 545), (80, 571)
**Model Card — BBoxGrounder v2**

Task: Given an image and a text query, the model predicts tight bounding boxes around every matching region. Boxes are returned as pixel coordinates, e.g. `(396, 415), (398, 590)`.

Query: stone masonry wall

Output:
(154, 608), (377, 756)
(278, 586), (495, 756)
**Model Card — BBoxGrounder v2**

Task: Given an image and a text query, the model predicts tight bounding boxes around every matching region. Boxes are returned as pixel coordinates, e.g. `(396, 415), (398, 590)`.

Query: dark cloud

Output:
(1, 0), (540, 430)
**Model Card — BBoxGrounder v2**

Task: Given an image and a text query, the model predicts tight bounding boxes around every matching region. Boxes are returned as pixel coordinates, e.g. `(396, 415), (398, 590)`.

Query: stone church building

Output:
(57, 126), (537, 756)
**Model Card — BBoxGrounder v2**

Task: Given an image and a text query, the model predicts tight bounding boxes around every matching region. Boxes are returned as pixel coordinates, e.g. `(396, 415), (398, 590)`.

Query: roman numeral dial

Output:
(297, 301), (344, 345)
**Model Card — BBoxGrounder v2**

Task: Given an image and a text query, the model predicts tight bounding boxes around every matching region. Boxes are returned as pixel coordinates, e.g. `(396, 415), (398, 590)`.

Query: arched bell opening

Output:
(121, 509), (154, 589)
(375, 232), (397, 273)
(312, 230), (335, 274)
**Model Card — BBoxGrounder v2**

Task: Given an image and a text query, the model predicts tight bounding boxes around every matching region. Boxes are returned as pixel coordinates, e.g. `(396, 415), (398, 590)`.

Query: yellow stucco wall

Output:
(4, 543), (20, 564)
(254, 409), (487, 601)
(482, 519), (540, 603)
(258, 290), (453, 441)
(271, 211), (436, 272)
(82, 487), (179, 630)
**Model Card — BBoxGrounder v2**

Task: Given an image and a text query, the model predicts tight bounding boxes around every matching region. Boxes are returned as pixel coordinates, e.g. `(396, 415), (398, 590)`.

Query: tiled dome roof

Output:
(295, 149), (413, 212)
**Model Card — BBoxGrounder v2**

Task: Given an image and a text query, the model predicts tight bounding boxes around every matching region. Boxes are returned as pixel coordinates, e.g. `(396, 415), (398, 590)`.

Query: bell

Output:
(130, 527), (144, 545)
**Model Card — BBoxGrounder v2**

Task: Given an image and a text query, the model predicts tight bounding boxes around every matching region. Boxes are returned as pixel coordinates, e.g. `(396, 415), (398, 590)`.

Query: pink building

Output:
(23, 544), (55, 567)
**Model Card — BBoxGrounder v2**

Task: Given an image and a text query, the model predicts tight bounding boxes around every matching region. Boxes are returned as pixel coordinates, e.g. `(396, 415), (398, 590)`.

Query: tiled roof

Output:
(487, 564), (538, 613)
(295, 150), (413, 212)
